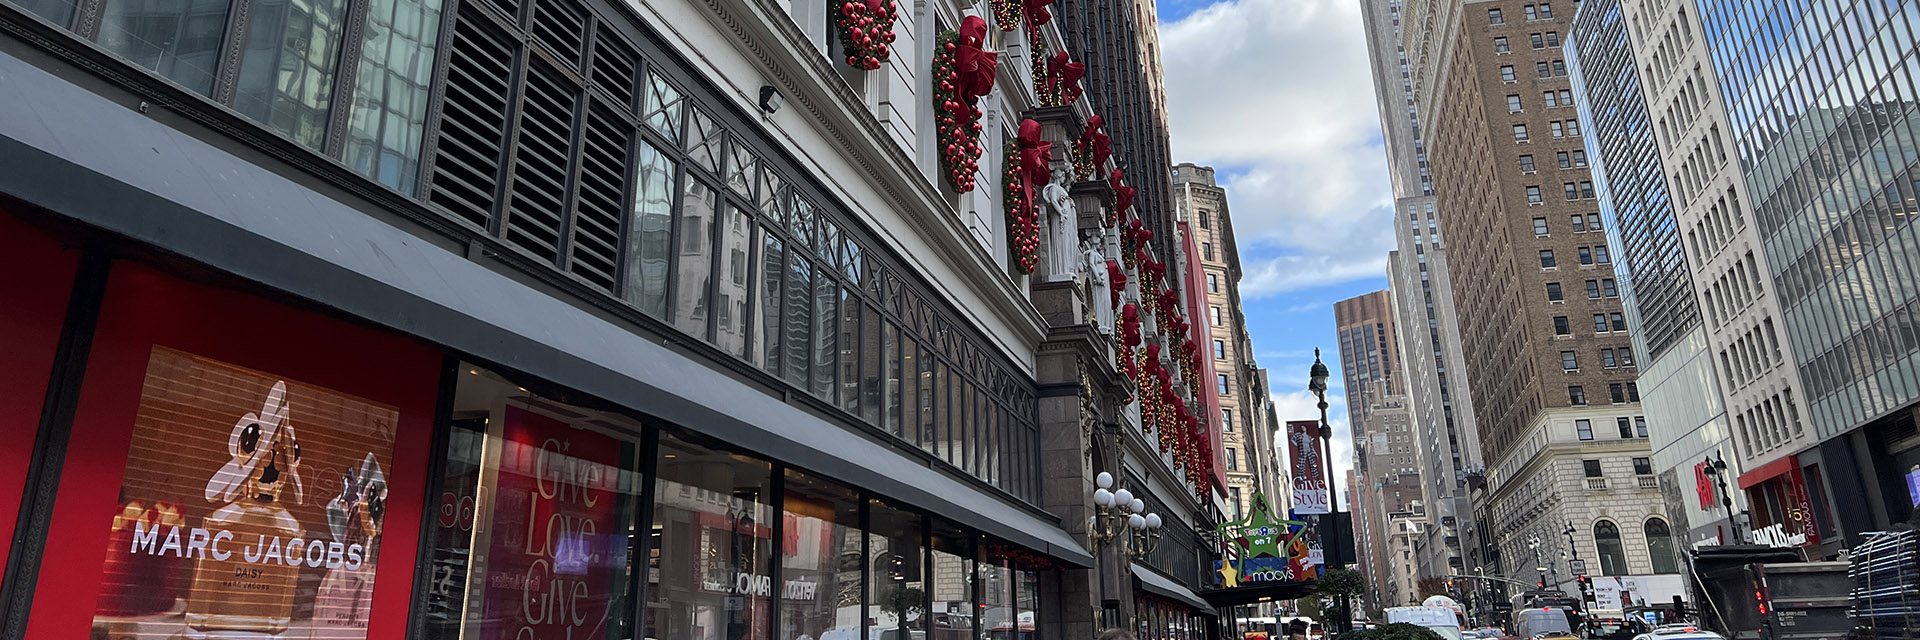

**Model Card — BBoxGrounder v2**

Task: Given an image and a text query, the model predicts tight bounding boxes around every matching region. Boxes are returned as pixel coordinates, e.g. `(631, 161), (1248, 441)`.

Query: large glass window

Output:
(1595, 520), (1627, 575)
(1646, 518), (1676, 573)
(627, 142), (678, 317)
(235, 0), (350, 150)
(781, 469), (863, 640)
(343, 0), (443, 190)
(929, 521), (974, 640)
(95, 0), (233, 94)
(868, 500), (926, 640)
(420, 365), (647, 640)
(715, 204), (755, 358)
(674, 178), (718, 337)
(649, 432), (775, 640)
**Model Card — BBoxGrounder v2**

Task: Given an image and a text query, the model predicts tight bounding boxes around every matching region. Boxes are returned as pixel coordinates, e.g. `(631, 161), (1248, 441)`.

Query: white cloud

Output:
(1285, 301), (1326, 313)
(1162, 0), (1395, 297)
(1267, 386), (1355, 510)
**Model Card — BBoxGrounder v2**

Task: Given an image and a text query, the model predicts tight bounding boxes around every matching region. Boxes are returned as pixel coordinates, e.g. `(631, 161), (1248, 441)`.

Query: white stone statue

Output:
(1082, 237), (1113, 332)
(1043, 168), (1078, 282)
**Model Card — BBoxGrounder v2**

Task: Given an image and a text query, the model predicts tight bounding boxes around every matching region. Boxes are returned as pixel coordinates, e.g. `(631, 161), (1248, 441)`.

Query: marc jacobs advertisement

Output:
(93, 347), (398, 639)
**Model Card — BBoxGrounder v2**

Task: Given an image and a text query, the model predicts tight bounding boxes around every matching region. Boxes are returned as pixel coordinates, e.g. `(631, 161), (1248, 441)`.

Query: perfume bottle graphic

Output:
(314, 454), (386, 633)
(182, 381), (305, 638)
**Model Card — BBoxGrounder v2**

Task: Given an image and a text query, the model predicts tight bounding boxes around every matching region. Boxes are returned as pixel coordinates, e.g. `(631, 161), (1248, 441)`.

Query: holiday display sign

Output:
(93, 347), (397, 639)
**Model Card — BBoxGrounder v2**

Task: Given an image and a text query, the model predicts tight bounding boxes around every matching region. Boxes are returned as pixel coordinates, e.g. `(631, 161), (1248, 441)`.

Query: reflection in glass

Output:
(783, 255), (814, 389)
(934, 361), (950, 463)
(96, 0), (233, 95)
(780, 469), (863, 640)
(725, 136), (756, 198)
(673, 178), (716, 337)
(918, 346), (936, 456)
(16, 0), (77, 34)
(928, 522), (973, 640)
(235, 0), (350, 150)
(885, 324), (902, 436)
(1017, 569), (1039, 640)
(625, 142), (676, 317)
(419, 366), (643, 640)
(978, 555), (1015, 640)
(686, 109), (723, 173)
(868, 501), (924, 640)
(811, 275), (838, 400)
(650, 433), (774, 640)
(861, 304), (883, 425)
(757, 231), (785, 374)
(642, 73), (684, 143)
(840, 289), (860, 414)
(714, 204), (754, 358)
(345, 0), (443, 191)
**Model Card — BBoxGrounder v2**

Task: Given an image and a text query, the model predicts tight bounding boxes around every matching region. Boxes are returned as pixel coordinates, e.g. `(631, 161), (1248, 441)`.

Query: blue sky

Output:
(1157, 0), (1395, 494)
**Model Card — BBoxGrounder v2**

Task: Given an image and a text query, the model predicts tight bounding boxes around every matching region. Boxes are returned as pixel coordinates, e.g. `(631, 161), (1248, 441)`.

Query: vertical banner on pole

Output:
(1287, 420), (1329, 515)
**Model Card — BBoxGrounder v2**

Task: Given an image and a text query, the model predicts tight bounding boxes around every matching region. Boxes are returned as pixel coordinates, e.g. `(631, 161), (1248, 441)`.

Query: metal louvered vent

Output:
(531, 0), (587, 66)
(570, 105), (630, 291)
(502, 58), (577, 263)
(428, 3), (515, 230)
(590, 33), (639, 112)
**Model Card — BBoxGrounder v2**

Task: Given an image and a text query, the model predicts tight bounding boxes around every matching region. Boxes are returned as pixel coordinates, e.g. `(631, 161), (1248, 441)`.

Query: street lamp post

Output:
(1701, 454), (1741, 544)
(1527, 535), (1547, 589)
(1308, 350), (1347, 634)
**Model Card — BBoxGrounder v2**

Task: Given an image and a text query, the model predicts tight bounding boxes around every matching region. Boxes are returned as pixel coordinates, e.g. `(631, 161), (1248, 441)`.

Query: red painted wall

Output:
(27, 261), (442, 638)
(0, 209), (81, 578)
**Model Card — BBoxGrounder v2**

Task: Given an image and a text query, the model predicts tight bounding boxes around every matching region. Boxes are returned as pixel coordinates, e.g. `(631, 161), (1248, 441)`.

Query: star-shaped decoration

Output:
(1217, 559), (1240, 588)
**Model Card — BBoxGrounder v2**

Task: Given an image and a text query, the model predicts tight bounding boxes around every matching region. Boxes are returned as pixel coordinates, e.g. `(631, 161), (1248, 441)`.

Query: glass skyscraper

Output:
(1698, 0), (1920, 438)
(1569, 0), (1699, 360)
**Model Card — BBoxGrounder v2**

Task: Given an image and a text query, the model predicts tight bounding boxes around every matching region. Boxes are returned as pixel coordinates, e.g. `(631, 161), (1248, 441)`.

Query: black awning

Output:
(1197, 580), (1319, 608)
(1134, 564), (1214, 611)
(0, 49), (1094, 570)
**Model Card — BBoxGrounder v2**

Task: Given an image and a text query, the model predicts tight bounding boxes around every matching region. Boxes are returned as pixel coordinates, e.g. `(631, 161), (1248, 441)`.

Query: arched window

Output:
(1595, 520), (1628, 575)
(1646, 517), (1678, 573)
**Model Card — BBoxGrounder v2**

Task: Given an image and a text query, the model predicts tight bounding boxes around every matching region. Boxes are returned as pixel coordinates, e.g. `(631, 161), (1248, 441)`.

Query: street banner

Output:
(1288, 420), (1330, 514)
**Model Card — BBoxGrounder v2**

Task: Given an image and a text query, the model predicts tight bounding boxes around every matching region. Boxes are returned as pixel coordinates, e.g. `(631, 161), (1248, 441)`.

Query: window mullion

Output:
(323, 0), (374, 158)
(208, 0), (256, 105)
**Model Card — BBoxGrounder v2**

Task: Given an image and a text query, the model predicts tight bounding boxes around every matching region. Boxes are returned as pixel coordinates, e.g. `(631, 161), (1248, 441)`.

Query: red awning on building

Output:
(1738, 455), (1798, 490)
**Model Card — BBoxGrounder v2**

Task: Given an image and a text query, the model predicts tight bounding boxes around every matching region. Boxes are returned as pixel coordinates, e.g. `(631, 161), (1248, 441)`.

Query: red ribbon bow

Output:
(1121, 303), (1142, 347)
(1106, 260), (1126, 308)
(1017, 119), (1052, 188)
(1082, 115), (1113, 172)
(1047, 52), (1086, 104)
(1111, 169), (1137, 215)
(1024, 0), (1052, 27)
(953, 16), (999, 109)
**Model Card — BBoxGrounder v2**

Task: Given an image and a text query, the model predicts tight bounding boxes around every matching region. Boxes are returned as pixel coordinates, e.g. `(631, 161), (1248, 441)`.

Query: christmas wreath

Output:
(834, 0), (899, 70)
(933, 16), (996, 192)
(991, 0), (1021, 31)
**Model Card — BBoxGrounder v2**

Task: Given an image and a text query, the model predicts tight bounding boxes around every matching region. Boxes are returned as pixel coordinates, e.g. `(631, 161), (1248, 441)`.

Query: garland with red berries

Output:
(1004, 138), (1039, 273)
(932, 17), (996, 193)
(834, 0), (899, 70)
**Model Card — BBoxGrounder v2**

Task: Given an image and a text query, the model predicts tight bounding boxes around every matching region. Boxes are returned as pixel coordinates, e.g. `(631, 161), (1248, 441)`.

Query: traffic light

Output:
(1577, 575), (1594, 599)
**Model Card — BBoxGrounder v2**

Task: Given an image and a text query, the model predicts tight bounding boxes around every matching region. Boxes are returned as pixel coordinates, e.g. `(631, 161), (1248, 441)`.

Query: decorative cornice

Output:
(672, 0), (1049, 370)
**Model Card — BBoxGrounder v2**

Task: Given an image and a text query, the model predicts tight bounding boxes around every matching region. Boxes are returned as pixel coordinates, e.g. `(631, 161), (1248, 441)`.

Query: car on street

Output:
(1629, 624), (1725, 640)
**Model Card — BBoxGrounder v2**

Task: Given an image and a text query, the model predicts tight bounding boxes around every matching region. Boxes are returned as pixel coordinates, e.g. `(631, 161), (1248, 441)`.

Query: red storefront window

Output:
(27, 261), (442, 639)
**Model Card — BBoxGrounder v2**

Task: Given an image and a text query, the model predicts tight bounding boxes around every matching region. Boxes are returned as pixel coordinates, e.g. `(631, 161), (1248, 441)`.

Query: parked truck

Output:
(1687, 545), (1851, 640)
